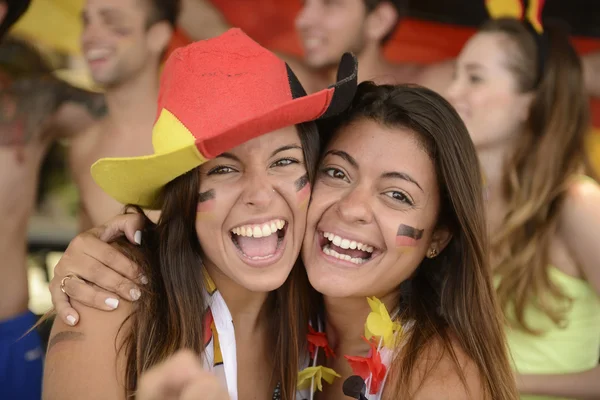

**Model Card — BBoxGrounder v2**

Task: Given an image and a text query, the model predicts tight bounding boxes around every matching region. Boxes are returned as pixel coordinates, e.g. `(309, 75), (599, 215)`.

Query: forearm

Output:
(518, 366), (600, 399)
(583, 52), (600, 98)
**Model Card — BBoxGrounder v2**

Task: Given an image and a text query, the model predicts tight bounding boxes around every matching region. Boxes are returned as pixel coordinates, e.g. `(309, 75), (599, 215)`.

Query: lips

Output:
(318, 231), (381, 266)
(229, 218), (289, 266)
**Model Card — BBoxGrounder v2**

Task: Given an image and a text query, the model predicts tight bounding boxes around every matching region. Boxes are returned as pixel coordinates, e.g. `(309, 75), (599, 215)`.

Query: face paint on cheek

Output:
(294, 173), (311, 208)
(197, 189), (216, 220)
(395, 224), (424, 249)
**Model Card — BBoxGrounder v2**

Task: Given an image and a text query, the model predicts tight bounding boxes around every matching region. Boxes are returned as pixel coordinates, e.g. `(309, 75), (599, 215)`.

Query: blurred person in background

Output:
(447, 12), (600, 400)
(0, 1), (105, 399)
(181, 0), (600, 97)
(70, 0), (179, 231)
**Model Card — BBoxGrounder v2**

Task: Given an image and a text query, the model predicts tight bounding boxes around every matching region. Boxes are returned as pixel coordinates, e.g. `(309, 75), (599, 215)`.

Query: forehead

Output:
(226, 125), (301, 157)
(84, 0), (143, 15)
(458, 32), (513, 72)
(327, 119), (436, 185)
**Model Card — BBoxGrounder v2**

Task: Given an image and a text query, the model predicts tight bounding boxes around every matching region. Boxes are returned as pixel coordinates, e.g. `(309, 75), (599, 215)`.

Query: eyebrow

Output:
(381, 171), (424, 192)
(270, 144), (302, 157)
(465, 62), (484, 72)
(217, 144), (302, 162)
(323, 150), (359, 169)
(217, 152), (241, 162)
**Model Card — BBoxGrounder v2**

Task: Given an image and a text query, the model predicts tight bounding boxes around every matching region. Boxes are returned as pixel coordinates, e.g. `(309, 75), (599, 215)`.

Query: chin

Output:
(236, 271), (290, 293)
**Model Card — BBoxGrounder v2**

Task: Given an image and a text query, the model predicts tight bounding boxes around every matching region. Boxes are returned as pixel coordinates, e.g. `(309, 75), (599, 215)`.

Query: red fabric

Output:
(158, 29), (335, 158)
(307, 325), (335, 359)
(344, 337), (387, 395)
(193, 1), (600, 130)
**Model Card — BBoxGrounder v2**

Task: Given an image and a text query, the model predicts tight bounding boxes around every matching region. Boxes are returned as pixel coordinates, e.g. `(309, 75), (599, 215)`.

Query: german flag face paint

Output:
(395, 224), (424, 249)
(295, 173), (311, 209)
(197, 189), (216, 220)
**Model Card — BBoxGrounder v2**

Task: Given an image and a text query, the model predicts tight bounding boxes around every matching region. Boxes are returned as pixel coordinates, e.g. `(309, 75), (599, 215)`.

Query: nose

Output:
(81, 21), (102, 49)
(241, 170), (275, 210)
(335, 186), (373, 225)
(295, 0), (318, 31)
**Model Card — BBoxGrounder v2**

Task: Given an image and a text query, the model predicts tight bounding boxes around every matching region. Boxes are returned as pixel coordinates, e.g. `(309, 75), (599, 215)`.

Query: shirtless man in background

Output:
(70, 0), (178, 231)
(183, 0), (600, 96)
(0, 2), (105, 398)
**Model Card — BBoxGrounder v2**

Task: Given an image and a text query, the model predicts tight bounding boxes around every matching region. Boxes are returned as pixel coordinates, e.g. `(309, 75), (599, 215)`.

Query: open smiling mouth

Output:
(318, 231), (380, 265)
(230, 219), (288, 262)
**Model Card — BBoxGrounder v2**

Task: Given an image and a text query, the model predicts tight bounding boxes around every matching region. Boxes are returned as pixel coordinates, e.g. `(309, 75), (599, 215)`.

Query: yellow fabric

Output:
(10, 0), (84, 55)
(364, 296), (402, 349)
(90, 108), (206, 208)
(497, 266), (600, 400)
(587, 130), (600, 176)
(525, 0), (544, 33)
(485, 0), (523, 20)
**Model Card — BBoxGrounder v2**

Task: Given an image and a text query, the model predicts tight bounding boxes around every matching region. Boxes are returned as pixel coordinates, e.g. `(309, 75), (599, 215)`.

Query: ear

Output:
(146, 21), (173, 56)
(427, 225), (452, 258)
(364, 1), (398, 43)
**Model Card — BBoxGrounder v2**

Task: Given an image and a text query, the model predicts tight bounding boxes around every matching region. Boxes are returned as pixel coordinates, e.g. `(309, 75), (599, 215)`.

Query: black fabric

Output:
(0, 0), (32, 39)
(286, 63), (308, 99)
(523, 19), (548, 89)
(318, 52), (358, 120)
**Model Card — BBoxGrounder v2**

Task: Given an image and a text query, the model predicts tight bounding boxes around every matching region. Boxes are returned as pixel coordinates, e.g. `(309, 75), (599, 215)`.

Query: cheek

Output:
(394, 224), (425, 251)
(294, 173), (311, 210)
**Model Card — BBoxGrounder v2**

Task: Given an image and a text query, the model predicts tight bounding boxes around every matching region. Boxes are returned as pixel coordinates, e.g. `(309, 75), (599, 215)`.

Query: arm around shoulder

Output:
(43, 296), (134, 400)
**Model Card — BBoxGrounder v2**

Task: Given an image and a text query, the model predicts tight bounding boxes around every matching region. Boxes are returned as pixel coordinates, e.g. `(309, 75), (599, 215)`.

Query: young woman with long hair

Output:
(448, 17), (600, 399)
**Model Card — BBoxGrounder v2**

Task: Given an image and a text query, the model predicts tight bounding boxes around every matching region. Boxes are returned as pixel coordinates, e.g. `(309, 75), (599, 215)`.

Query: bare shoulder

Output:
(410, 333), (484, 400)
(43, 292), (134, 400)
(560, 177), (600, 227)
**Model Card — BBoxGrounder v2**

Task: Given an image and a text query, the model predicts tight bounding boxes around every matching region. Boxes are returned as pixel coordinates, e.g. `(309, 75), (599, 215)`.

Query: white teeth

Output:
(322, 245), (365, 265)
(231, 219), (286, 238)
(323, 232), (374, 253)
(86, 48), (111, 61)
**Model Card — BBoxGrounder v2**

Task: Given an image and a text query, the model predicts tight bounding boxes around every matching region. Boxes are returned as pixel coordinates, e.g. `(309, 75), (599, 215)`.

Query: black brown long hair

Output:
(482, 18), (595, 334)
(321, 82), (518, 399)
(114, 121), (320, 399)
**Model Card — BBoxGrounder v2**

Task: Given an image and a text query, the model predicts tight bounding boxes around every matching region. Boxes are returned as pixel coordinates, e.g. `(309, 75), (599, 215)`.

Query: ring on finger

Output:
(60, 274), (78, 296)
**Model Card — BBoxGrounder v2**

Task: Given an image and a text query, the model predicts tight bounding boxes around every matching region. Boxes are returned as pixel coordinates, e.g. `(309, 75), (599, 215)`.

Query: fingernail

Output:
(140, 275), (149, 285)
(105, 297), (119, 309)
(66, 315), (77, 326)
(134, 230), (142, 245)
(130, 288), (141, 301)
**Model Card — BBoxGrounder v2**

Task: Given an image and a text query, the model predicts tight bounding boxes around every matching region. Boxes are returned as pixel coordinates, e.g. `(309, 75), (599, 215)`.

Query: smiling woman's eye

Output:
(271, 158), (299, 168)
(384, 190), (414, 206)
(207, 165), (236, 175)
(321, 167), (349, 182)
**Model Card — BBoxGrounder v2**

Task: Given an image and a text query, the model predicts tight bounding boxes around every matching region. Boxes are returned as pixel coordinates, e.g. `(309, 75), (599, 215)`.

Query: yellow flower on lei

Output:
(364, 296), (402, 348)
(297, 366), (341, 392)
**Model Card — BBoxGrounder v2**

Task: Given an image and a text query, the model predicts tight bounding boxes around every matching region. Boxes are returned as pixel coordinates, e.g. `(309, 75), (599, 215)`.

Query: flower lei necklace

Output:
(296, 297), (402, 398)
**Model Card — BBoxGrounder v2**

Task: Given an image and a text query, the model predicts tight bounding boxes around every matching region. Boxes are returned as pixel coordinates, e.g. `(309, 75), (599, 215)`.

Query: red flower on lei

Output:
(344, 336), (387, 394)
(307, 325), (335, 359)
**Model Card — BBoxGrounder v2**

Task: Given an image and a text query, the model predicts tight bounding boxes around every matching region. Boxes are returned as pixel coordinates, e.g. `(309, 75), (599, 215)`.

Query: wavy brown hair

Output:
(112, 122), (320, 399)
(322, 82), (518, 399)
(483, 18), (595, 334)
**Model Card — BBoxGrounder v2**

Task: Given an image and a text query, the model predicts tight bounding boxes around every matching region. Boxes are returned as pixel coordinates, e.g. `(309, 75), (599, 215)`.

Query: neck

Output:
(324, 291), (398, 356)
(103, 65), (159, 133)
(477, 139), (518, 201)
(207, 267), (269, 334)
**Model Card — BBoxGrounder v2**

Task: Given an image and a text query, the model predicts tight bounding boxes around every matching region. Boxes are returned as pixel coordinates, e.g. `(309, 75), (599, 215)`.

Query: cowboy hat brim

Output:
(91, 53), (358, 209)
